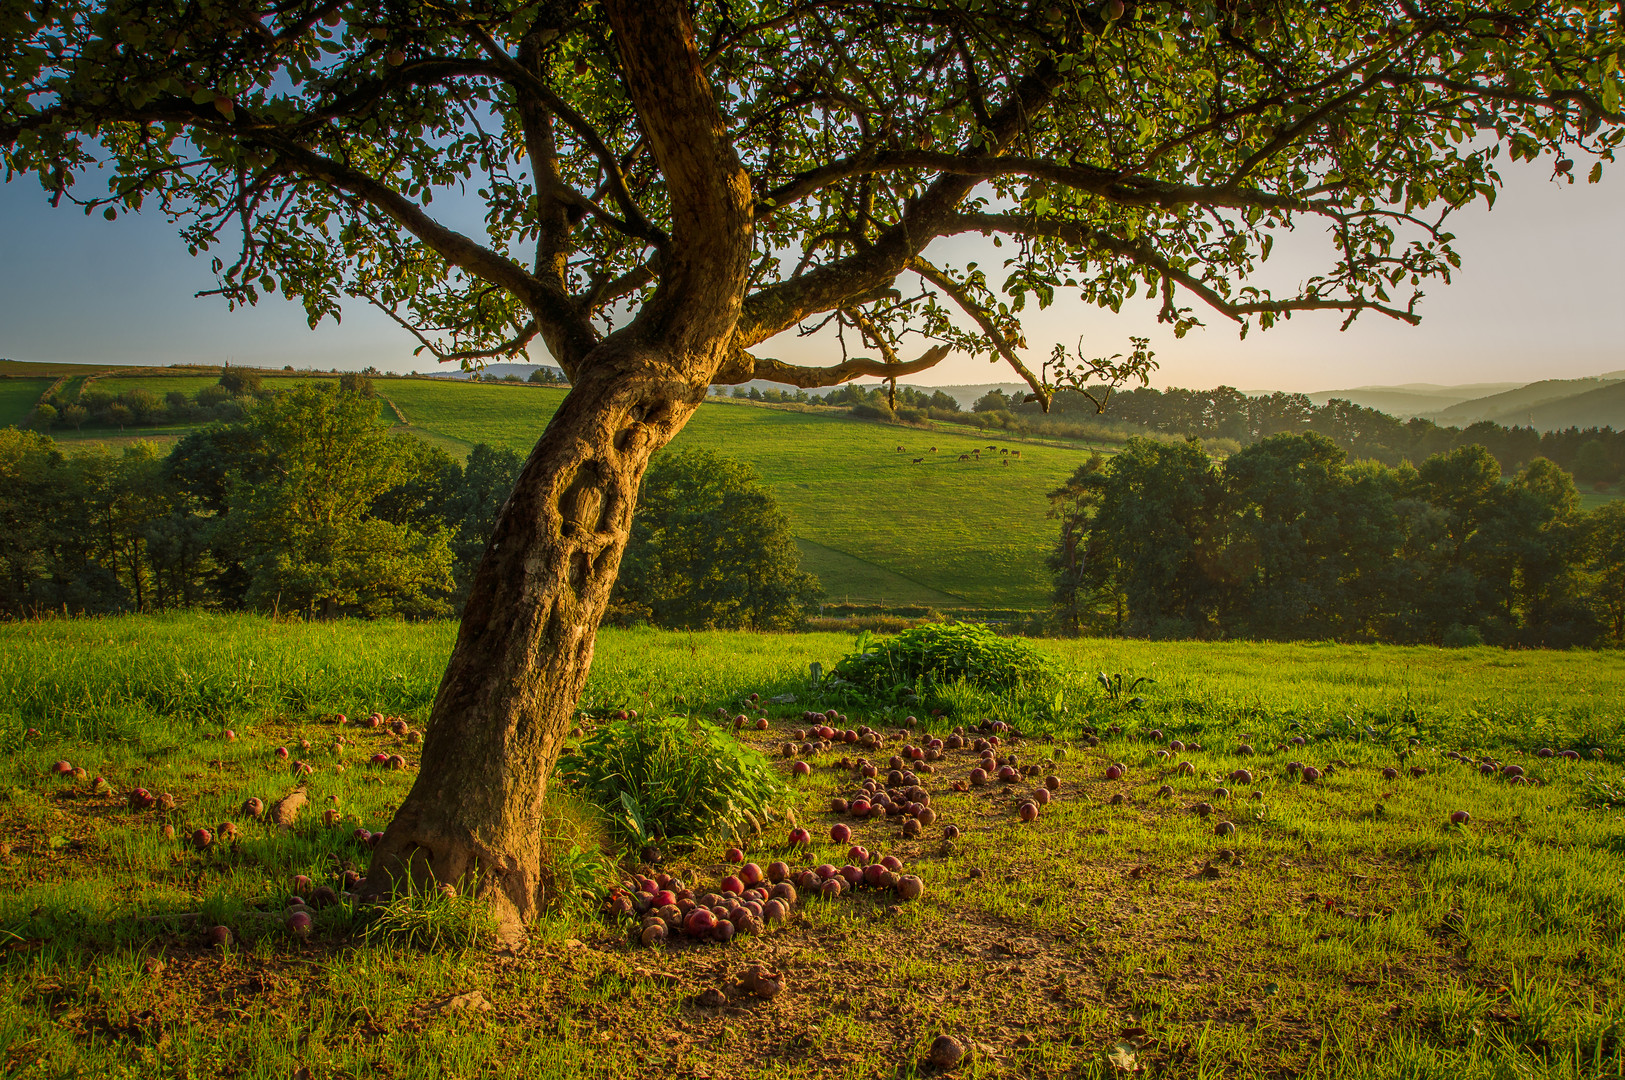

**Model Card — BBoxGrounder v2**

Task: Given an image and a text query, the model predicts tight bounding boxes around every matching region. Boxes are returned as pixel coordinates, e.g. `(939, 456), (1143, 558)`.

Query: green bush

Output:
(555, 715), (785, 849)
(831, 621), (1055, 698)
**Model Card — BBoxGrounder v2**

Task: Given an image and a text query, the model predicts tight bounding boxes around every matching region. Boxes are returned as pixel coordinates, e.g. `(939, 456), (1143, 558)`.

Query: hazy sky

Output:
(2, 154), (1620, 393)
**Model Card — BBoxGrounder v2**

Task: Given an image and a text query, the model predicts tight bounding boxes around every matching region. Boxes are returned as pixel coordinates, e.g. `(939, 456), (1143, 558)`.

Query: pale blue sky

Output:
(2, 155), (1620, 393)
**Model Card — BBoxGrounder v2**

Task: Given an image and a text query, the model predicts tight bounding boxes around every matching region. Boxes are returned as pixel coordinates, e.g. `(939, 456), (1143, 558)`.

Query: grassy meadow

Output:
(0, 378), (53, 429)
(2, 614), (1623, 1078)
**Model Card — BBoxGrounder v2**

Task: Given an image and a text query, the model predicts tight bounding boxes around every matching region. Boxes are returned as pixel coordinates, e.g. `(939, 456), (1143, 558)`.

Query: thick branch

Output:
(604, 0), (754, 359)
(758, 149), (1317, 219)
(738, 59), (1063, 347)
(263, 138), (600, 368)
(464, 22), (665, 246)
(734, 344), (952, 389)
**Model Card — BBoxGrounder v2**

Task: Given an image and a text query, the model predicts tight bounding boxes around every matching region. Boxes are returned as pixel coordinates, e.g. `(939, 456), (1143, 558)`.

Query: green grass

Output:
(0, 615), (1623, 1078)
(0, 379), (51, 427)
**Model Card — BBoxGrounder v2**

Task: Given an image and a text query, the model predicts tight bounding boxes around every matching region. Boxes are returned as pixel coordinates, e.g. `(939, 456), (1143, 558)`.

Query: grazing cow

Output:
(1000, 448), (1008, 454)
(1002, 459), (1008, 466)
(958, 453), (970, 461)
(897, 445), (906, 452)
(987, 444), (997, 450)
(912, 457), (924, 463)
(929, 446), (937, 452)
(1011, 450), (1021, 457)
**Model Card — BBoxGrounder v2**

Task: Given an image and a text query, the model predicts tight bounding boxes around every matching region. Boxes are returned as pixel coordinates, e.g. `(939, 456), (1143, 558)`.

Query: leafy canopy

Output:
(3, 2), (1621, 397)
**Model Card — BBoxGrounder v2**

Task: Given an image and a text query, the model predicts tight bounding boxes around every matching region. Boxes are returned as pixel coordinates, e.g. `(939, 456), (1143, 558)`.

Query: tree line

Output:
(1026, 385), (1625, 486)
(800, 379), (1623, 489)
(2, 381), (815, 627)
(1049, 433), (1625, 647)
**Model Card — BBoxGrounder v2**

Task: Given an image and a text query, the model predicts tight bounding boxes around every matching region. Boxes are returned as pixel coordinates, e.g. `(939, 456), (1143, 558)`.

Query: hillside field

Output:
(393, 378), (1113, 609)
(0, 615), (1622, 1078)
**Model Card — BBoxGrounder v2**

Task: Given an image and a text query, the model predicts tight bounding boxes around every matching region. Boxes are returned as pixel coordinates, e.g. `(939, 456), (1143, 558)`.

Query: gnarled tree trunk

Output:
(364, 353), (707, 932)
(363, 0), (754, 937)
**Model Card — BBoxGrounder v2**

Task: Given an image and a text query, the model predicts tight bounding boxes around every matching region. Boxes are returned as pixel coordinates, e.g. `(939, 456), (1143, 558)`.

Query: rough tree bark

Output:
(363, 0), (753, 936)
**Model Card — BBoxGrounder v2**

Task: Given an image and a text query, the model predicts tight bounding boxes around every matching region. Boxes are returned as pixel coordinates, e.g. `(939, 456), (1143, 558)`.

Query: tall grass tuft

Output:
(360, 876), (497, 952)
(556, 715), (785, 849)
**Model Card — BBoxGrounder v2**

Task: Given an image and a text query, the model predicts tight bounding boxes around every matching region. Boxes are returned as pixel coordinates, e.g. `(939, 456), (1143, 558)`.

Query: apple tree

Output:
(4, 0), (1621, 935)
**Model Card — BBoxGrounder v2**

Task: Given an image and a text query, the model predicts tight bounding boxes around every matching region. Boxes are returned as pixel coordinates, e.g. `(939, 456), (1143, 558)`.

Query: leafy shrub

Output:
(832, 621), (1055, 698)
(556, 715), (785, 849)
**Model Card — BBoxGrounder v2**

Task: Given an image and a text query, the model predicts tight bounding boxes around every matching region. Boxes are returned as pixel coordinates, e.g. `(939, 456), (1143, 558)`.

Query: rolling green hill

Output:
(8, 370), (1098, 609)
(1303, 382), (1521, 417)
(1494, 378), (1625, 432)
(1429, 376), (1623, 427)
(384, 380), (1098, 608)
(0, 378), (52, 428)
(13, 364), (1621, 609)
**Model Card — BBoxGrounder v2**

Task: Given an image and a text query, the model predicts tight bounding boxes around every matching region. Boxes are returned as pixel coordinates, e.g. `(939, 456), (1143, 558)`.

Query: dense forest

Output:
(1048, 433), (1625, 647)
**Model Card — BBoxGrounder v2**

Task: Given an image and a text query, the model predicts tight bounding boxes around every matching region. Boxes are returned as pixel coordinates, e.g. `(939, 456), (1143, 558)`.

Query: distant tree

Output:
(1046, 452), (1125, 634)
(219, 383), (454, 618)
(123, 388), (163, 424)
(1221, 432), (1365, 638)
(1573, 440), (1616, 484)
(1506, 458), (1593, 645)
(440, 444), (527, 603)
(218, 368), (263, 397)
(196, 384), (231, 410)
(29, 403), (57, 431)
(0, 429), (62, 614)
(1587, 501), (1625, 643)
(973, 390), (1012, 414)
(1070, 438), (1224, 638)
(612, 450), (819, 631)
(339, 371), (376, 398)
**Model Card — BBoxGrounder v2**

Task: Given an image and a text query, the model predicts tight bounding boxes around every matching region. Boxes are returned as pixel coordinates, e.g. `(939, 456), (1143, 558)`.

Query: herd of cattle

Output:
(898, 444), (1022, 465)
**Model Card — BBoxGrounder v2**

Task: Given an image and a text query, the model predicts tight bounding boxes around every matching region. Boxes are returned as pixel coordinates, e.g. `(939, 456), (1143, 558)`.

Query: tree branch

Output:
(262, 137), (601, 368)
(738, 59), (1063, 347)
(908, 257), (1048, 407)
(757, 149), (1318, 220)
(463, 21), (666, 247)
(736, 343), (953, 389)
(941, 212), (1424, 327)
